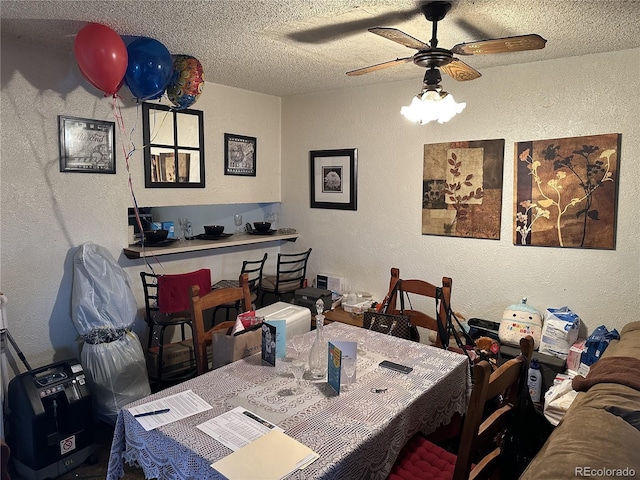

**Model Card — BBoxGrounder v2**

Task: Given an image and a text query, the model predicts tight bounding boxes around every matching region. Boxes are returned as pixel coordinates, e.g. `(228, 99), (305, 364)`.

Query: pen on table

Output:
(134, 408), (170, 418)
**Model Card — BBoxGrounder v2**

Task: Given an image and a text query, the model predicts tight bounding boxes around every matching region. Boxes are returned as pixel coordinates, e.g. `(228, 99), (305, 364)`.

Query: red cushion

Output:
(388, 435), (456, 480)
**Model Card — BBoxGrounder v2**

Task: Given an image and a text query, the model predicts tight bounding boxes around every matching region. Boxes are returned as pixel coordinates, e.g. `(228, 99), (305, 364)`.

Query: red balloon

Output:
(74, 23), (127, 95)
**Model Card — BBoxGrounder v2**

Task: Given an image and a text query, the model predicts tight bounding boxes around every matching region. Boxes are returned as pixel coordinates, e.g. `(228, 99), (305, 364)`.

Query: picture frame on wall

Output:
(58, 115), (116, 174)
(310, 148), (358, 210)
(224, 133), (256, 176)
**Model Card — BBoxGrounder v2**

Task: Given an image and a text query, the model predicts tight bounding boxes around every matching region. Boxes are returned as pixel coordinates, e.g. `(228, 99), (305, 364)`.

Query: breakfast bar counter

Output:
(123, 231), (299, 259)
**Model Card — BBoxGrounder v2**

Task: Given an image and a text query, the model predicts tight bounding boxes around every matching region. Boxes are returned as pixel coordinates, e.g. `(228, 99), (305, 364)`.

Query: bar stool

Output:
(259, 248), (312, 306)
(211, 253), (268, 320)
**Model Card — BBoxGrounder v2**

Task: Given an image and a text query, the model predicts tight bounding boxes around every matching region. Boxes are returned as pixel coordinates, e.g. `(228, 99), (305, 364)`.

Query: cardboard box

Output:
(146, 340), (195, 379)
(566, 338), (586, 374)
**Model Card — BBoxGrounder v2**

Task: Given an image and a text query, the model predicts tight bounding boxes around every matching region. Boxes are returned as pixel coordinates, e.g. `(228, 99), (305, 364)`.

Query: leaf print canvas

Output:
(422, 139), (505, 239)
(514, 133), (621, 249)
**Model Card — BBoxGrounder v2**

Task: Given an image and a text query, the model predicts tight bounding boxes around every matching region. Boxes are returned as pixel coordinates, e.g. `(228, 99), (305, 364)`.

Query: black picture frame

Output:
(58, 115), (116, 174)
(224, 133), (257, 176)
(310, 148), (358, 210)
(142, 102), (205, 188)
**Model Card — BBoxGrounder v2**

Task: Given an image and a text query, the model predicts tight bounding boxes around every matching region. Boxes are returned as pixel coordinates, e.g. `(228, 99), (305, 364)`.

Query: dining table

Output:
(106, 322), (471, 480)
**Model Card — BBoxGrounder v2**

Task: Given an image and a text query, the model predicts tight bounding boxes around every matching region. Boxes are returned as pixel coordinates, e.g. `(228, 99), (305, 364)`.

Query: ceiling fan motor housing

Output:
(413, 48), (453, 68)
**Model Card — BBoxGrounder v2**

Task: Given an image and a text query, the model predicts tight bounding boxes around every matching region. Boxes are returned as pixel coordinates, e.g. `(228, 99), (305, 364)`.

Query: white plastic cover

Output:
(72, 242), (150, 424)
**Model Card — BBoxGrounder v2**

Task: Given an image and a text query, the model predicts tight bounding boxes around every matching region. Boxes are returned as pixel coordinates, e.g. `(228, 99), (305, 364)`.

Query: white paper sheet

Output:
(128, 389), (212, 431)
(197, 406), (283, 451)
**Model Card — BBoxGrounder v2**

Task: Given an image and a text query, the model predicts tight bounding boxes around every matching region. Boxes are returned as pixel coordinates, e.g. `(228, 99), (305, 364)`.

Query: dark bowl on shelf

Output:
(204, 225), (225, 236)
(253, 222), (271, 232)
(144, 229), (169, 243)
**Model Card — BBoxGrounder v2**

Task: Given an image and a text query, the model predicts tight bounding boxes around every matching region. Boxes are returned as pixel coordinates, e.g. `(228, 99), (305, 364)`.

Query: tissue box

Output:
(566, 339), (586, 374)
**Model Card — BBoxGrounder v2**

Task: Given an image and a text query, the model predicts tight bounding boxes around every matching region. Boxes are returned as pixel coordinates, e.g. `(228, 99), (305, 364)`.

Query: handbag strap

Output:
(380, 278), (402, 314)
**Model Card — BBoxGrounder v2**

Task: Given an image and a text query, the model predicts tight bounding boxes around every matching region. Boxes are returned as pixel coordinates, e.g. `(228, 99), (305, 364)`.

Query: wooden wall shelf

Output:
(123, 232), (299, 259)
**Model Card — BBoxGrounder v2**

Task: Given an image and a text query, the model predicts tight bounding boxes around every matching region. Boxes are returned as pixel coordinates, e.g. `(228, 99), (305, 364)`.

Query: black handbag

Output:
(363, 280), (419, 342)
(499, 356), (554, 479)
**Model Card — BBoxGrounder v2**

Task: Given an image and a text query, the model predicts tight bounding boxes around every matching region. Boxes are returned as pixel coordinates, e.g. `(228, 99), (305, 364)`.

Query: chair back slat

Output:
(453, 355), (527, 480)
(385, 267), (452, 348)
(190, 273), (252, 375)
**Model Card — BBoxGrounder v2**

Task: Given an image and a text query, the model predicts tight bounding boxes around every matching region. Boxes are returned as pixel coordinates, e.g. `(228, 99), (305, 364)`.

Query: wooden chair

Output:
(389, 336), (534, 480)
(190, 273), (252, 375)
(259, 248), (312, 306)
(385, 267), (452, 348)
(140, 268), (211, 384)
(212, 252), (268, 319)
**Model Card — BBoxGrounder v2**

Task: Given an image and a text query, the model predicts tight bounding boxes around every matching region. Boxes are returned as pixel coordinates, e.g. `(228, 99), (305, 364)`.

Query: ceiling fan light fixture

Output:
(401, 86), (466, 125)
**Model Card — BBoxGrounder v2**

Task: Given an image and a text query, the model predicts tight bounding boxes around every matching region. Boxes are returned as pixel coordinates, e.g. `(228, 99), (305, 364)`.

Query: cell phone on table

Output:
(379, 360), (413, 374)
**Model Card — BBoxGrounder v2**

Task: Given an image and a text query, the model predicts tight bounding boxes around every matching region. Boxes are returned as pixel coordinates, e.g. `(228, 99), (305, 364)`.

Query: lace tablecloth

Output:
(107, 322), (471, 480)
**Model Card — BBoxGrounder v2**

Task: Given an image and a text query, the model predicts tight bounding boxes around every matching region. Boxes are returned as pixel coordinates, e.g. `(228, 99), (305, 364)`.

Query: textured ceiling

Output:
(2, 0), (640, 97)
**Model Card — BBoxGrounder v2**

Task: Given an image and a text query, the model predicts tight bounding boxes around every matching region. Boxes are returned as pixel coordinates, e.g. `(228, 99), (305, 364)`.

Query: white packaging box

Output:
(255, 302), (311, 340)
(316, 274), (345, 294)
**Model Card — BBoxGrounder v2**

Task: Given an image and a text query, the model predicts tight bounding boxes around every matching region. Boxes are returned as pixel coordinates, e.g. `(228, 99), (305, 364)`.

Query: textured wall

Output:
(282, 48), (640, 333)
(0, 36), (282, 374)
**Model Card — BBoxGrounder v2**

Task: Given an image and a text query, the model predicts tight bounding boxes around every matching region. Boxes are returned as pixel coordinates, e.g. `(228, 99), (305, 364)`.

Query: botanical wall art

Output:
(422, 139), (505, 239)
(514, 133), (621, 249)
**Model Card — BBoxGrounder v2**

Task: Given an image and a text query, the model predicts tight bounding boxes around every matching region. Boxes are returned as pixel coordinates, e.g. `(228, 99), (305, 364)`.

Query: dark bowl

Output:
(144, 229), (169, 243)
(204, 225), (225, 236)
(253, 222), (271, 232)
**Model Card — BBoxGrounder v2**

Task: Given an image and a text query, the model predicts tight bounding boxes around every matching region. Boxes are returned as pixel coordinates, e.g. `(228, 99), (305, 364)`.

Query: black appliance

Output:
(7, 359), (96, 480)
(293, 287), (333, 314)
(467, 317), (500, 342)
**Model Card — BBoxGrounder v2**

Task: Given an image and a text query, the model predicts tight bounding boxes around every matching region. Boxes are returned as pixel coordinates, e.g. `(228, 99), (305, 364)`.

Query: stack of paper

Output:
(212, 429), (319, 479)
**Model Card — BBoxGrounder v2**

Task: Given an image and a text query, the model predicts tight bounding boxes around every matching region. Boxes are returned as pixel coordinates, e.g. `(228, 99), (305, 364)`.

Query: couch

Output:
(521, 321), (640, 479)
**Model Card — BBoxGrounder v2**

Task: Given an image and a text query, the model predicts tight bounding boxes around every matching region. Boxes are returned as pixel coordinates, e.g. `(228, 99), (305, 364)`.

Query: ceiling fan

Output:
(346, 1), (547, 88)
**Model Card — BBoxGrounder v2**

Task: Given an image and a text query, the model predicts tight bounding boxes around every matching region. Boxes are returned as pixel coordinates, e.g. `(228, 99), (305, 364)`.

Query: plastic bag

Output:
(72, 243), (150, 424)
(543, 378), (579, 426)
(539, 307), (581, 359)
(581, 324), (619, 366)
(72, 242), (137, 333)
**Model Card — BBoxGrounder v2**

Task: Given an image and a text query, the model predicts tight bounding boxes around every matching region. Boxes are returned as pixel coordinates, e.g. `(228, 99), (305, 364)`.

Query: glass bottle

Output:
(309, 299), (328, 379)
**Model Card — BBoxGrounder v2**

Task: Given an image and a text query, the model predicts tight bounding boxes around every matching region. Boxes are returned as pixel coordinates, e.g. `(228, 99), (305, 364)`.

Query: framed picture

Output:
(514, 133), (620, 249)
(58, 115), (115, 173)
(310, 148), (357, 210)
(142, 103), (205, 188)
(422, 139), (505, 239)
(224, 133), (256, 176)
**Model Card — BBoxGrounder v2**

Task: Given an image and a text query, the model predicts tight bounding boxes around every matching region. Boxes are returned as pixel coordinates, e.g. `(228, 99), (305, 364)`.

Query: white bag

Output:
(499, 298), (543, 349)
(543, 378), (580, 426)
(539, 307), (581, 359)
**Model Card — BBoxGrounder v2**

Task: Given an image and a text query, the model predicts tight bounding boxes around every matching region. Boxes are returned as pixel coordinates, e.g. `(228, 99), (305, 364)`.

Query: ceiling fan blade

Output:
(346, 56), (413, 76)
(368, 27), (430, 50)
(451, 34), (547, 55)
(440, 58), (482, 81)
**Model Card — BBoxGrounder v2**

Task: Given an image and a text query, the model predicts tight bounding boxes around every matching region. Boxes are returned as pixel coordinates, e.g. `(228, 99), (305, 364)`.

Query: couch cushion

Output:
(522, 406), (640, 479)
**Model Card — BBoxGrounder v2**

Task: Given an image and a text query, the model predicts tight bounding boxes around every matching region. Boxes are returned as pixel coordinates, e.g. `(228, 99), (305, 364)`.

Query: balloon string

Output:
(111, 96), (164, 274)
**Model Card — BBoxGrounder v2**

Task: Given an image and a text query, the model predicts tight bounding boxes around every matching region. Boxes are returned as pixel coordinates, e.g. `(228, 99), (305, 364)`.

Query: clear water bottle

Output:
(309, 299), (327, 379)
(528, 358), (542, 402)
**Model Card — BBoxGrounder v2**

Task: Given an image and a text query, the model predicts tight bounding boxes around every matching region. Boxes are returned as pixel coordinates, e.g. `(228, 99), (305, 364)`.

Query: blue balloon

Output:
(124, 37), (173, 100)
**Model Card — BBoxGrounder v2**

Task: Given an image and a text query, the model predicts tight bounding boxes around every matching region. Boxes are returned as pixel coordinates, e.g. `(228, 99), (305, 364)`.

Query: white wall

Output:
(0, 36), (282, 374)
(282, 48), (640, 333)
